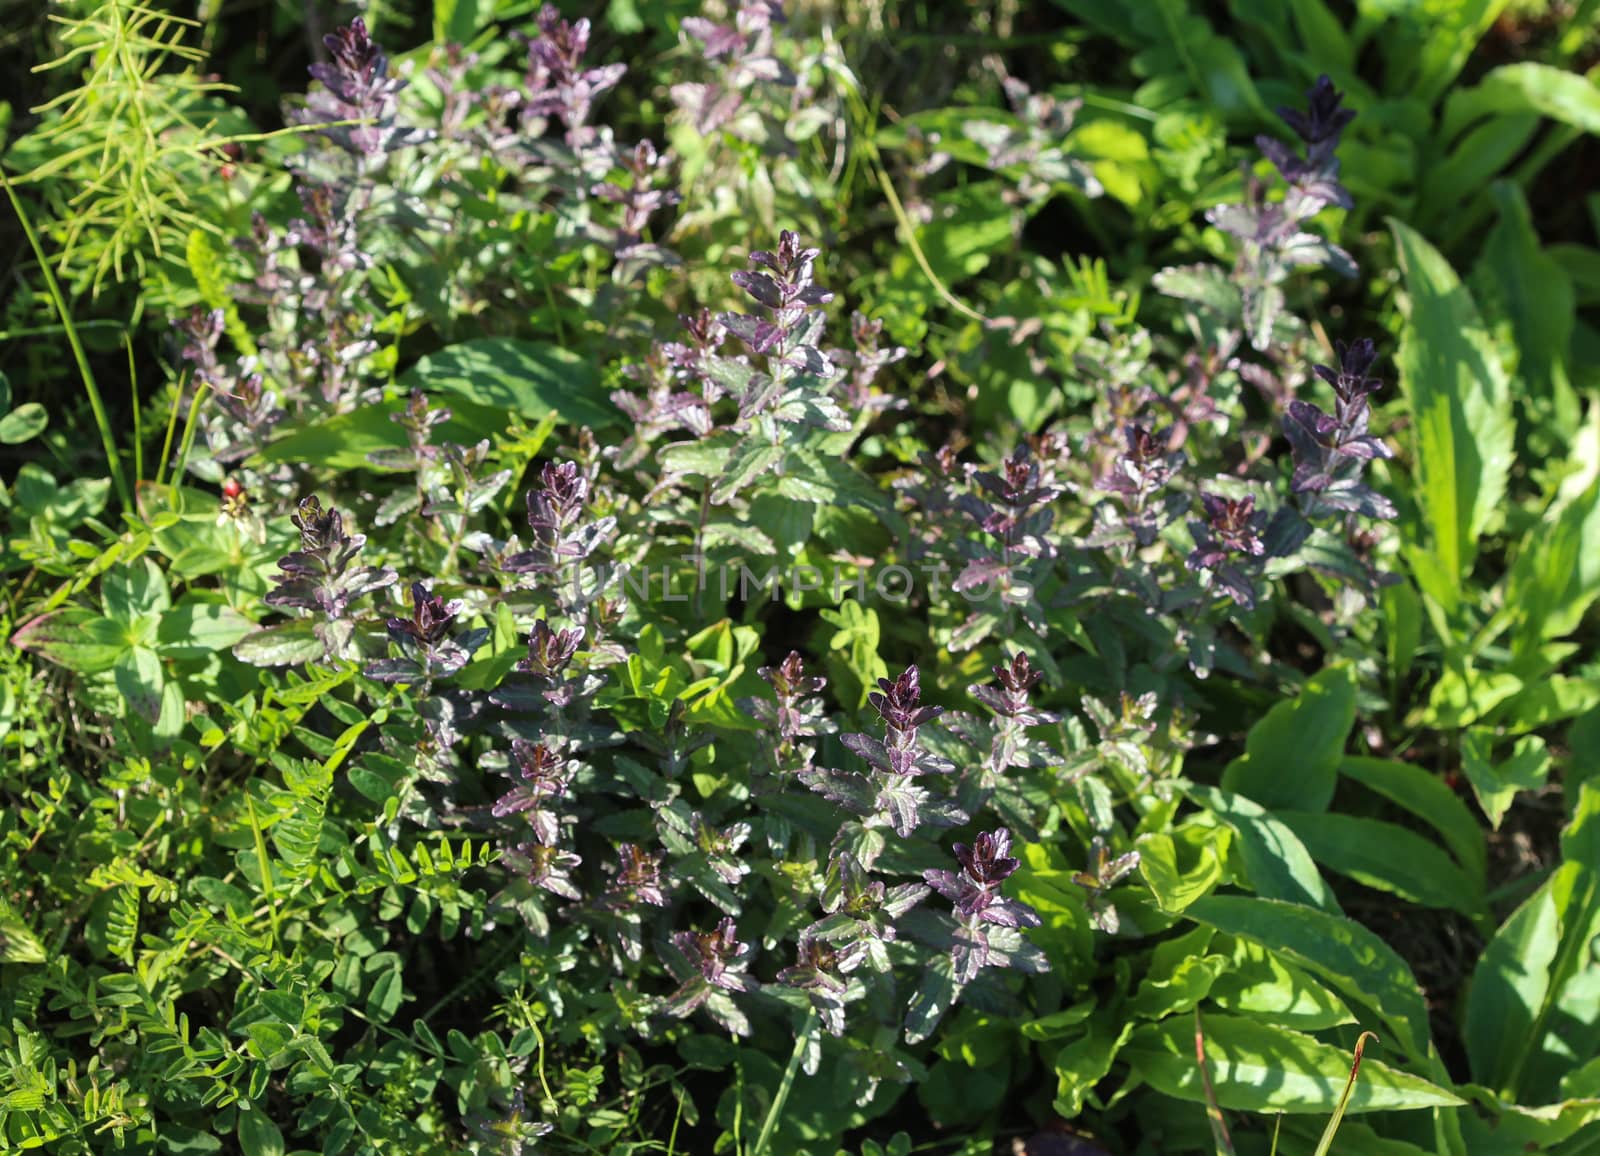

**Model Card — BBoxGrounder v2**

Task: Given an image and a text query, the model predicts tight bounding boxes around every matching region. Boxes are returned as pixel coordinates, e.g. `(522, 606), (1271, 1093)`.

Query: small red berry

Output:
(222, 478), (243, 499)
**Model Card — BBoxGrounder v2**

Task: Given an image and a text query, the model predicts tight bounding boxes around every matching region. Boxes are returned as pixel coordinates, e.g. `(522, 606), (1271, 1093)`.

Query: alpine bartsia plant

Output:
(923, 828), (1044, 983)
(777, 936), (866, 1037)
(1095, 422), (1187, 549)
(949, 652), (1063, 830)
(365, 580), (489, 684)
(603, 842), (670, 963)
(800, 665), (964, 845)
(719, 229), (848, 437)
(518, 4), (627, 151)
(1155, 74), (1357, 351)
(294, 17), (429, 163)
(1284, 338), (1397, 522)
(673, 2), (792, 138)
(951, 442), (1062, 646)
(740, 650), (834, 779)
(805, 850), (929, 977)
(490, 739), (574, 844)
(249, 496), (397, 662)
(1185, 491), (1269, 609)
(504, 462), (617, 583)
(657, 916), (758, 1036)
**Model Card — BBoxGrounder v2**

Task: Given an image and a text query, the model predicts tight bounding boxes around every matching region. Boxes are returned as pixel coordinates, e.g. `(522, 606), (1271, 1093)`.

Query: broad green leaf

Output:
(366, 964), (405, 1021)
(398, 338), (619, 430)
(237, 1109), (284, 1156)
(1456, 1084), (1600, 1154)
(1442, 62), (1600, 142)
(1053, 1013), (1135, 1117)
(102, 557), (171, 621)
(1125, 1015), (1462, 1113)
(1368, 0), (1508, 106)
(1208, 937), (1355, 1031)
(1125, 949), (1228, 1021)
(1471, 182), (1576, 414)
(232, 620), (326, 667)
(1187, 895), (1431, 1060)
(11, 608), (126, 673)
(115, 646), (163, 723)
(156, 600), (256, 658)
(1390, 220), (1515, 616)
(1465, 783), (1600, 1102)
(1136, 829), (1223, 913)
(1183, 785), (1340, 913)
(1339, 757), (1487, 886)
(0, 402), (47, 443)
(1010, 842), (1097, 986)
(1460, 730), (1550, 829)
(1220, 664), (1356, 811)
(0, 903), (46, 964)
(1505, 408), (1600, 647)
(1275, 812), (1483, 918)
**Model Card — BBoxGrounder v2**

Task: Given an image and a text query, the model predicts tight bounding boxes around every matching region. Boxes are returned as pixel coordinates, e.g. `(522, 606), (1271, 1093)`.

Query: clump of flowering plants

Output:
(13, 6), (1539, 1155)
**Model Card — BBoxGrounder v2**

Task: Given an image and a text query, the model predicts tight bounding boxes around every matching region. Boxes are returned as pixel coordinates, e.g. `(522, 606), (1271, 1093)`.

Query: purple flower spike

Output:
(924, 827), (1040, 930)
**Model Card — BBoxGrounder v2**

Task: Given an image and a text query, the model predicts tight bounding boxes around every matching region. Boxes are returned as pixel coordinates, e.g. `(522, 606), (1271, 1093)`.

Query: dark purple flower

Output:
(492, 740), (574, 844)
(671, 917), (757, 992)
(776, 937), (861, 1035)
(296, 18), (424, 159)
(387, 581), (460, 648)
(868, 666), (943, 735)
(518, 620), (583, 678)
(502, 841), (583, 902)
(265, 497), (397, 624)
(607, 843), (668, 908)
(519, 4), (627, 139)
(1189, 493), (1266, 568)
(970, 652), (1045, 720)
(1278, 75), (1356, 148)
(923, 827), (1040, 931)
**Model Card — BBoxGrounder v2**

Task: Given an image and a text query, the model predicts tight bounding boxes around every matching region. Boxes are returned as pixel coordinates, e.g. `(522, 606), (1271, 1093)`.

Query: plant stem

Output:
(750, 1007), (815, 1156)
(1, 169), (132, 512)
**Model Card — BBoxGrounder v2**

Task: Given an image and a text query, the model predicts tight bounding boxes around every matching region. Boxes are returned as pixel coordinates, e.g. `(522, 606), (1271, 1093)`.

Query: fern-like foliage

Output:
(5, 1), (245, 297)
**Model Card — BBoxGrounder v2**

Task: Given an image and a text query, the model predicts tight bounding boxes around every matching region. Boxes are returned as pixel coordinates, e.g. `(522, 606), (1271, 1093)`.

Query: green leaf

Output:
(397, 338), (619, 430)
(1443, 61), (1600, 142)
(232, 620), (326, 667)
(710, 442), (786, 506)
(1471, 182), (1575, 412)
(1052, 1013), (1135, 1117)
(102, 557), (171, 622)
(11, 608), (126, 673)
(236, 1108), (284, 1156)
(115, 646), (163, 723)
(0, 903), (46, 964)
(1460, 731), (1550, 829)
(1125, 1015), (1462, 1113)
(1220, 664), (1356, 811)
(1208, 937), (1355, 1031)
(1183, 784), (1340, 913)
(1277, 811), (1483, 917)
(1390, 220), (1515, 616)
(1136, 828), (1224, 913)
(1463, 782), (1600, 1102)
(366, 964), (405, 1021)
(0, 402), (47, 443)
(1187, 895), (1432, 1060)
(1125, 950), (1228, 1020)
(1338, 757), (1487, 886)
(1371, 0), (1507, 107)
(156, 600), (255, 658)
